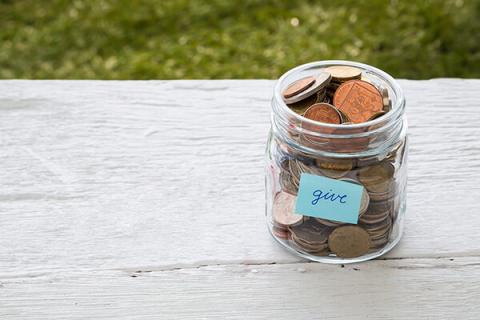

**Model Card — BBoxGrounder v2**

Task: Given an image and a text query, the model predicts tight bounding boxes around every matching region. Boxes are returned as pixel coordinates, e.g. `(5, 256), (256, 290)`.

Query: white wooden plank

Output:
(1, 257), (479, 319)
(0, 79), (479, 275)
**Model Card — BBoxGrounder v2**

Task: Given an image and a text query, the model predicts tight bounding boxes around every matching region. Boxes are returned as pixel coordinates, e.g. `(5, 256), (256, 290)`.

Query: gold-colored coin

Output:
(315, 158), (354, 171)
(328, 225), (370, 258)
(357, 162), (395, 194)
(325, 66), (362, 82)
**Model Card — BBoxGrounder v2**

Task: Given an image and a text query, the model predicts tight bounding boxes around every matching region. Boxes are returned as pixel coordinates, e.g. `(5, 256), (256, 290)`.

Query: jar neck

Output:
(270, 60), (406, 158)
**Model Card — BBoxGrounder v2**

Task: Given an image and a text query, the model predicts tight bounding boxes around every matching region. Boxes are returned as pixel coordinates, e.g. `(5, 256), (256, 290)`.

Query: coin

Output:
(359, 209), (390, 225)
(337, 108), (351, 123)
(333, 80), (383, 123)
(357, 162), (395, 194)
(315, 157), (354, 171)
(368, 190), (394, 202)
(369, 228), (390, 241)
(384, 99), (392, 112)
(294, 159), (330, 183)
(360, 199), (393, 224)
(367, 110), (387, 121)
(325, 66), (362, 82)
(304, 103), (342, 124)
(283, 72), (332, 104)
(283, 76), (316, 99)
(315, 218), (344, 227)
(328, 225), (370, 258)
(272, 224), (290, 239)
(370, 235), (389, 248)
(363, 218), (392, 240)
(339, 178), (370, 217)
(287, 92), (318, 115)
(318, 167), (350, 179)
(316, 89), (327, 103)
(290, 218), (332, 252)
(279, 170), (298, 195)
(291, 233), (329, 253)
(367, 197), (395, 212)
(272, 192), (303, 227)
(381, 87), (391, 112)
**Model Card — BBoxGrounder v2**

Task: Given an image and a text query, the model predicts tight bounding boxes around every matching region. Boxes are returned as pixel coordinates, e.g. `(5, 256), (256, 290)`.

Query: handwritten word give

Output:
(311, 189), (347, 205)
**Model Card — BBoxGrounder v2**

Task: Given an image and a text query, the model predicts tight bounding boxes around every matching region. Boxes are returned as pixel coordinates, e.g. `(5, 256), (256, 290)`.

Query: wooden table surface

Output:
(1, 79), (479, 319)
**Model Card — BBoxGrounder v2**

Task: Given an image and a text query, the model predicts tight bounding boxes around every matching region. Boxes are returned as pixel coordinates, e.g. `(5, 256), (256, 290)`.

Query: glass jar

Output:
(265, 60), (407, 263)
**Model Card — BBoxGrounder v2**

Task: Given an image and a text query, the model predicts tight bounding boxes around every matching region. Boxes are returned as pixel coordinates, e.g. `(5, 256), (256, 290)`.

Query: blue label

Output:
(295, 173), (363, 224)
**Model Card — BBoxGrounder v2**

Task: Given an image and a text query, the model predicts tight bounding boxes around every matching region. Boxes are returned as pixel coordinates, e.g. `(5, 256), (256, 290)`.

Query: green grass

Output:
(1, 0), (479, 79)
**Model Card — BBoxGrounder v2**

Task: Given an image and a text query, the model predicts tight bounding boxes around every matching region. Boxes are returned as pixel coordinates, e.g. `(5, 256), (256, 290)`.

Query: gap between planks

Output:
(1, 255), (478, 281)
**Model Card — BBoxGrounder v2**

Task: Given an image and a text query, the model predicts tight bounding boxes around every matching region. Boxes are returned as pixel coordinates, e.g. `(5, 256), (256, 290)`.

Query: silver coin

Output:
(283, 72), (332, 104)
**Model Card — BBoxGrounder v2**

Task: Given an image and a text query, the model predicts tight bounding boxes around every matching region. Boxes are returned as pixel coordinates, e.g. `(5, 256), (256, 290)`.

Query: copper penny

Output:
(282, 76), (316, 99)
(333, 80), (383, 123)
(272, 192), (303, 227)
(328, 225), (370, 258)
(284, 72), (332, 104)
(304, 103), (342, 124)
(272, 225), (290, 240)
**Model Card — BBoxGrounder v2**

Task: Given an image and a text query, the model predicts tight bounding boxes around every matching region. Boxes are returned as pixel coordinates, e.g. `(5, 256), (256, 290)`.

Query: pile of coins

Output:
(272, 152), (403, 258)
(282, 66), (391, 124)
(270, 65), (406, 259)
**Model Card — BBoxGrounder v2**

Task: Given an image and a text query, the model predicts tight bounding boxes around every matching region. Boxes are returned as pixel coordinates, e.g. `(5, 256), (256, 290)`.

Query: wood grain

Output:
(1, 258), (479, 319)
(0, 79), (480, 318)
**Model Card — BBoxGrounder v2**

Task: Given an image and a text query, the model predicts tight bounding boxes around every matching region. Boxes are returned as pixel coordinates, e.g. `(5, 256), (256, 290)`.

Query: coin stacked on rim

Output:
(271, 65), (403, 258)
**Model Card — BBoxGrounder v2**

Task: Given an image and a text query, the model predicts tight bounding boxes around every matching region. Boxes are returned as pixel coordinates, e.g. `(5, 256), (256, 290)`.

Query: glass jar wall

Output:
(265, 60), (407, 263)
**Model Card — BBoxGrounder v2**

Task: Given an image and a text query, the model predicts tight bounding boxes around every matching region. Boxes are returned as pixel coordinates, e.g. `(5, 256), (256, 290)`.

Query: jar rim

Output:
(273, 60), (406, 130)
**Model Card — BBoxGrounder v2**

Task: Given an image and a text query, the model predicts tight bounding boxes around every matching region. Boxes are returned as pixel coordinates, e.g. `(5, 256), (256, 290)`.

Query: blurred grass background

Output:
(1, 0), (479, 79)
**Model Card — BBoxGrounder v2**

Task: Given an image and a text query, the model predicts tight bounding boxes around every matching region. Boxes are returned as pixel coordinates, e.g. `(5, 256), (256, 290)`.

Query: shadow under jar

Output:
(265, 60), (408, 263)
